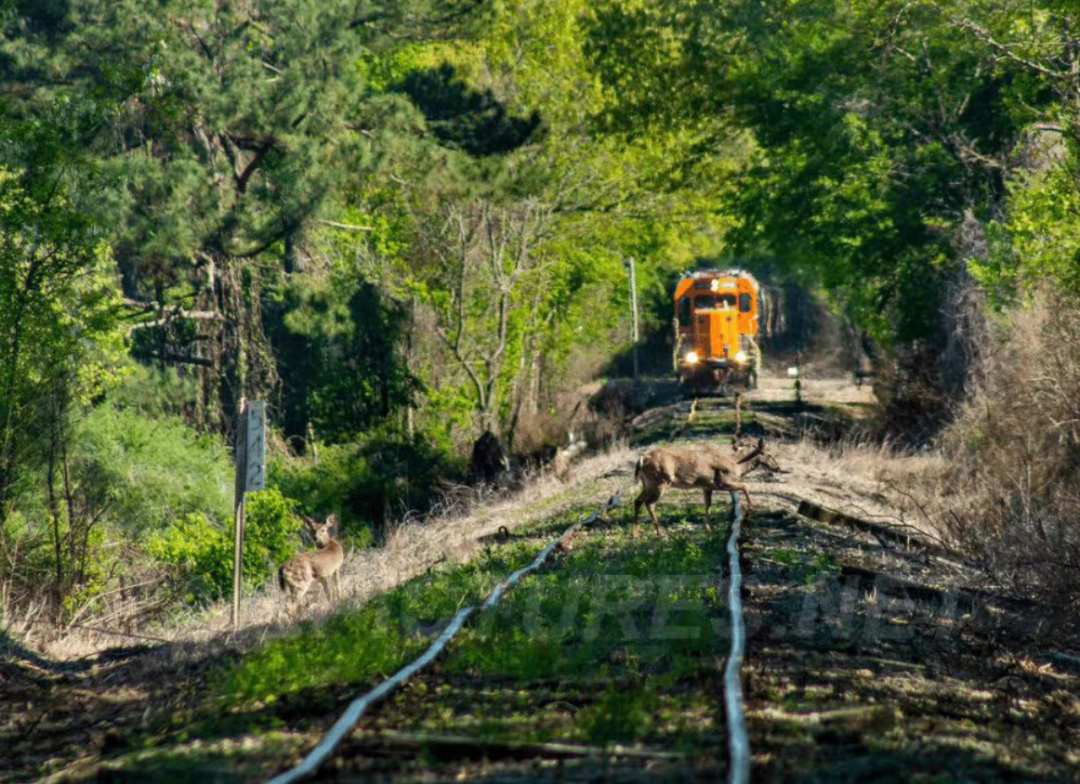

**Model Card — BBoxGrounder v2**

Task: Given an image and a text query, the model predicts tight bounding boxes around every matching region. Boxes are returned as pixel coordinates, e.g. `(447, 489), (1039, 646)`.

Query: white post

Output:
(629, 256), (640, 381)
(231, 399), (247, 630)
(231, 399), (266, 630)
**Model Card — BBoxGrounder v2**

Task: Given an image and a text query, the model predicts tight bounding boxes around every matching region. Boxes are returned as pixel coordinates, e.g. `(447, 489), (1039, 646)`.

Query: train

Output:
(673, 269), (762, 394)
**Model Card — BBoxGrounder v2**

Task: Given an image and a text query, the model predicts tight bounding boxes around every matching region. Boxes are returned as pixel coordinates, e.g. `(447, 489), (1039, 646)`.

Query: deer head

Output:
(306, 514), (338, 546)
(737, 438), (785, 474)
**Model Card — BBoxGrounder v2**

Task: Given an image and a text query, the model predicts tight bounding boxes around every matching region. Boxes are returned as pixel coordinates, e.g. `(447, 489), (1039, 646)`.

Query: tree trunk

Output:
(46, 447), (64, 604)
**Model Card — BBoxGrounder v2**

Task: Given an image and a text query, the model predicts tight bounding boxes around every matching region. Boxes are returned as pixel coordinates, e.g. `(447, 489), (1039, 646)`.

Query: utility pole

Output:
(628, 256), (640, 381)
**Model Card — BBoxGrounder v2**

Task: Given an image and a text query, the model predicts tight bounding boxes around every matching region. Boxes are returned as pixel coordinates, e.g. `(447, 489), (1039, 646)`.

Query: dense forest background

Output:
(2, 0), (1079, 628)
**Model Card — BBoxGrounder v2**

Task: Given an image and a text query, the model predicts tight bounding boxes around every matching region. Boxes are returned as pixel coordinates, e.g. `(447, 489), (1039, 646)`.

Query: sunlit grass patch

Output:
(219, 541), (546, 709)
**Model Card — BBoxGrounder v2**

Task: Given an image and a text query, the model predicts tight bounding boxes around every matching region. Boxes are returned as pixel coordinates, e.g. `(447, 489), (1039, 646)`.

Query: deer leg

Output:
(646, 487), (664, 538)
(286, 588), (300, 618)
(318, 577), (333, 603)
(632, 490), (645, 539)
(703, 488), (713, 531)
(715, 478), (753, 512)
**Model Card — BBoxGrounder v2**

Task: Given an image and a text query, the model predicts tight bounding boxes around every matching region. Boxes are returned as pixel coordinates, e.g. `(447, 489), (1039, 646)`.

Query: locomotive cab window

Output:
(697, 294), (736, 310)
(739, 293), (752, 313)
(677, 296), (691, 324)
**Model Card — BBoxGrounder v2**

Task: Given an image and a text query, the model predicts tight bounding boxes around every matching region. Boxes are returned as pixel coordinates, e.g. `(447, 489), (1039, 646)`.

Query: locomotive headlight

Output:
(735, 350), (748, 364)
(685, 351), (700, 365)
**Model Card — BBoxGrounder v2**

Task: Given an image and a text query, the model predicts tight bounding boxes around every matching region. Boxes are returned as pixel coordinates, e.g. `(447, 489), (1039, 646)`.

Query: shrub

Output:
(146, 489), (302, 602)
(269, 426), (455, 544)
(146, 512), (231, 601)
(936, 292), (1080, 610)
(243, 490), (304, 582)
(72, 404), (233, 535)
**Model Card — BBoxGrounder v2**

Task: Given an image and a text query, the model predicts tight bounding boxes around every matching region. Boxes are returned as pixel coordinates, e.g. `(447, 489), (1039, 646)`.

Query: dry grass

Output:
(750, 436), (946, 539)
(36, 442), (636, 660)
(922, 294), (1080, 607)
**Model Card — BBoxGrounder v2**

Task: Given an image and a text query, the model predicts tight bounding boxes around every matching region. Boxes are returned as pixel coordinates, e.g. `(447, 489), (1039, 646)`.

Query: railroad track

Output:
(267, 396), (752, 784)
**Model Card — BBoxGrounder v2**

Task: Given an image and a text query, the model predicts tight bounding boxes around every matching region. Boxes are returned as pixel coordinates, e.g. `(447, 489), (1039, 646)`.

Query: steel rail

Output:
(723, 493), (751, 784)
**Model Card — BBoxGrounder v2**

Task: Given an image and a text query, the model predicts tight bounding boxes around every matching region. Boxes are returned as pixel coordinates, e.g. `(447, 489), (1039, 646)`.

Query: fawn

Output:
(278, 515), (344, 614)
(632, 438), (782, 538)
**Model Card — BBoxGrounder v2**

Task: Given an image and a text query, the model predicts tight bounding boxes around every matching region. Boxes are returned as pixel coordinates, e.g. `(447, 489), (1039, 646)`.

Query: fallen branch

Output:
(318, 219), (374, 232)
(125, 310), (226, 336)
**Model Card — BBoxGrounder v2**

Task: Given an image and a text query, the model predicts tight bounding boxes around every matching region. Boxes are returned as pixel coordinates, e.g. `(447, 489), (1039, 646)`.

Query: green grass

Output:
(220, 540), (547, 709)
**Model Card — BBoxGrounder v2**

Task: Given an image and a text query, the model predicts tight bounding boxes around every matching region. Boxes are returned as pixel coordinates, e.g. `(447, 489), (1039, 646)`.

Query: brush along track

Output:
(263, 397), (752, 784)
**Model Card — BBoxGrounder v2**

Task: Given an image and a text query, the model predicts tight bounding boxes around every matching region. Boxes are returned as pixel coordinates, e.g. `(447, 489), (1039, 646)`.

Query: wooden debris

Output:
(753, 705), (899, 733)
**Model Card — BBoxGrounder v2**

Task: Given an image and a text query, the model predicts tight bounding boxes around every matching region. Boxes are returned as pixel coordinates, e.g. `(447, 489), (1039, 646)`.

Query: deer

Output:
(631, 438), (782, 538)
(278, 515), (344, 615)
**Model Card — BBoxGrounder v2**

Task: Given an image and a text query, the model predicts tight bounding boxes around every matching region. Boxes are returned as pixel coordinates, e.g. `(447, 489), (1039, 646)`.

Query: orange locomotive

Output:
(674, 269), (762, 394)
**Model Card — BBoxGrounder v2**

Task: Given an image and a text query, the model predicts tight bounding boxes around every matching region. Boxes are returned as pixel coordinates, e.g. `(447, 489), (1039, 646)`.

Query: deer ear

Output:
(324, 514), (337, 528)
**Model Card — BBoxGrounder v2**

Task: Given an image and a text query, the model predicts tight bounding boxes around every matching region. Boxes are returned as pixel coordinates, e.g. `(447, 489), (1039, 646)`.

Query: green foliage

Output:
(978, 150), (1080, 301)
(0, 167), (122, 507)
(72, 404), (233, 535)
(146, 513), (233, 602)
(147, 489), (301, 601)
(244, 490), (304, 582)
(269, 427), (455, 542)
(275, 261), (419, 446)
(579, 684), (658, 746)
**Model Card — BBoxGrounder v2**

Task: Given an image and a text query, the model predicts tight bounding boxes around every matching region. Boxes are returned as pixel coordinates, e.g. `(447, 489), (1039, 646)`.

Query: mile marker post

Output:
(231, 399), (267, 630)
(628, 256), (640, 382)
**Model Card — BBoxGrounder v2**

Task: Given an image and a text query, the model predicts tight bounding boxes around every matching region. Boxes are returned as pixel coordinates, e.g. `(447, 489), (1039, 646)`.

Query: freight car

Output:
(674, 269), (762, 395)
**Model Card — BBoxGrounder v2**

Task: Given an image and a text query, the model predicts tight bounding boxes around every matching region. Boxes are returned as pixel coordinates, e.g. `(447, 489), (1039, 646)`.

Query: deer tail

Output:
(277, 565), (287, 592)
(634, 456), (643, 482)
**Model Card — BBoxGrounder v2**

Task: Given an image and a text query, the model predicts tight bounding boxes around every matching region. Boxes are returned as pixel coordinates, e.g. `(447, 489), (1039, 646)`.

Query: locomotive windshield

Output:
(695, 294), (736, 310)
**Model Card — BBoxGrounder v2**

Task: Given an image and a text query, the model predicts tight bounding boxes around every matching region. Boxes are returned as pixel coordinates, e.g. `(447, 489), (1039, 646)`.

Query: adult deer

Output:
(278, 515), (344, 614)
(632, 438), (781, 538)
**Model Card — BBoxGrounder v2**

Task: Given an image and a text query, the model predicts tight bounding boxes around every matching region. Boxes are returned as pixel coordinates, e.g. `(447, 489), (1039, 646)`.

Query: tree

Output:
(0, 0), (478, 436)
(0, 169), (121, 514)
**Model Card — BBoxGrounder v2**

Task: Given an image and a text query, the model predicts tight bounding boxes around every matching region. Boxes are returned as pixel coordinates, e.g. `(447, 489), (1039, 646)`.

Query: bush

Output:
(146, 513), (232, 601)
(146, 489), (302, 602)
(936, 292), (1080, 610)
(269, 426), (455, 543)
(72, 404), (233, 535)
